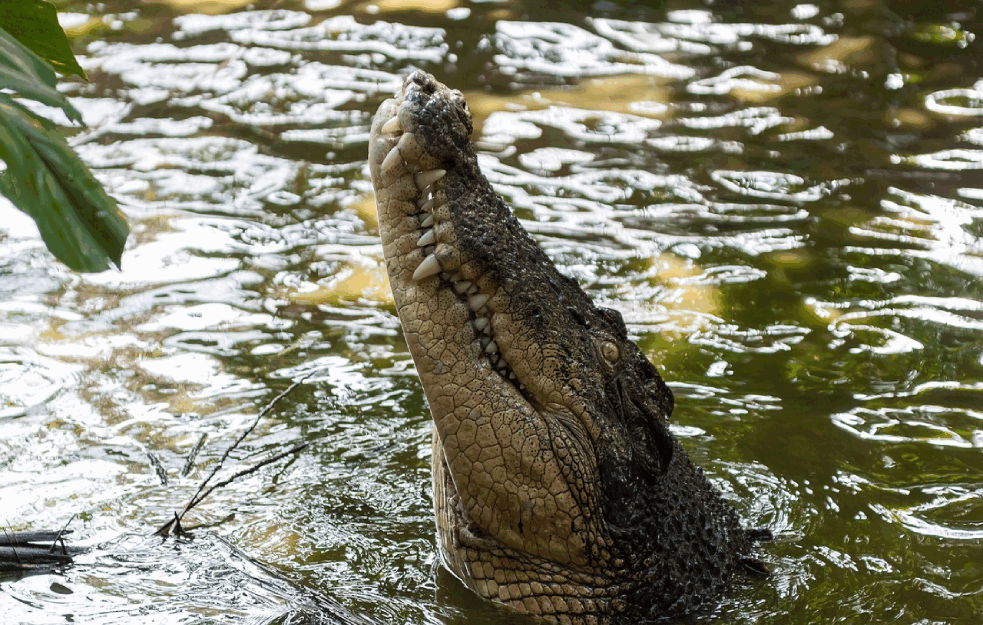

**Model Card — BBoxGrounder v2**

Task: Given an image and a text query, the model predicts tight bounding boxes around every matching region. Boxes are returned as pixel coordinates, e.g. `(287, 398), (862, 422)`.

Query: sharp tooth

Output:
(415, 169), (446, 190)
(380, 117), (401, 134)
(466, 284), (478, 295)
(485, 340), (498, 355)
(480, 336), (490, 349)
(473, 317), (489, 332)
(381, 145), (402, 173)
(413, 253), (442, 281)
(454, 280), (472, 294)
(417, 197), (435, 212)
(398, 135), (420, 172)
(417, 229), (436, 247)
(508, 372), (516, 380)
(420, 214), (435, 228)
(469, 294), (490, 310)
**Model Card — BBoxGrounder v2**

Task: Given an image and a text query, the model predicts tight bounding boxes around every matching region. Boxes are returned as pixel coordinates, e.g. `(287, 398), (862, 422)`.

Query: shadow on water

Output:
(1, 0), (982, 623)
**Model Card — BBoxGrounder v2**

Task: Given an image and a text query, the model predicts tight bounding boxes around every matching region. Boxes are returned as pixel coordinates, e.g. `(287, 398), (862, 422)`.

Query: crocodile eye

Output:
(600, 340), (620, 363)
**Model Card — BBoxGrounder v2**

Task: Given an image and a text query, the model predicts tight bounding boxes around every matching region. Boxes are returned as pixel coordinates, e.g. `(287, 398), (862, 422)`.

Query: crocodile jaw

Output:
(369, 72), (624, 609)
(369, 70), (606, 564)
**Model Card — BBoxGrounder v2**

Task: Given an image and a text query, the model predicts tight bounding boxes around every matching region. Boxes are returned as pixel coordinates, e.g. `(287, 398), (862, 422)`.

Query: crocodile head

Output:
(369, 71), (763, 623)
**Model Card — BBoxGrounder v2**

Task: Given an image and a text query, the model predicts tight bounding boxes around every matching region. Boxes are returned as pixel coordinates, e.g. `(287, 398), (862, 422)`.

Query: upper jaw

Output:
(368, 72), (525, 388)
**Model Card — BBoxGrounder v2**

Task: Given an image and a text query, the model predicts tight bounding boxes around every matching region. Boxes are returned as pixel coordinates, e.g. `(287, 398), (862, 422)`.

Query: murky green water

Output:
(2, 0), (982, 623)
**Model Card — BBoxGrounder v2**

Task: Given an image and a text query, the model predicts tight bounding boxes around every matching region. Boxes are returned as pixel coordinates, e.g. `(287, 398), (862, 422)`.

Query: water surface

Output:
(2, 0), (982, 623)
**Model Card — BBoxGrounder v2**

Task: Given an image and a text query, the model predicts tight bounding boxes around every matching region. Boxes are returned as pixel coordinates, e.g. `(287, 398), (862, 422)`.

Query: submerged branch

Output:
(1, 515), (83, 573)
(156, 375), (313, 537)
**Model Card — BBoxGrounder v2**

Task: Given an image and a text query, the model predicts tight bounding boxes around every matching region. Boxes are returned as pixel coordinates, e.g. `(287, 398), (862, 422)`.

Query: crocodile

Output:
(368, 71), (767, 624)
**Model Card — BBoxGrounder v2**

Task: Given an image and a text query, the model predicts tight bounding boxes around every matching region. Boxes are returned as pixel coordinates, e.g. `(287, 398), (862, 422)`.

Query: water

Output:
(1, 0), (981, 623)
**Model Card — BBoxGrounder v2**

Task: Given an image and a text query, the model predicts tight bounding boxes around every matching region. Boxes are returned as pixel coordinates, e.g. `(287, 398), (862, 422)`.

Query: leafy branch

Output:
(0, 0), (128, 272)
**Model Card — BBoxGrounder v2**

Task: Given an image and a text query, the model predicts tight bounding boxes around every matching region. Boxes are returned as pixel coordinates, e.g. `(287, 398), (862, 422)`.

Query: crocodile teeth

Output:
(453, 279), (472, 294)
(397, 131), (415, 152)
(415, 169), (446, 190)
(484, 340), (499, 355)
(413, 253), (442, 281)
(466, 283), (478, 296)
(381, 144), (403, 173)
(418, 197), (435, 212)
(420, 213), (434, 228)
(473, 317), (489, 332)
(469, 294), (490, 310)
(417, 229), (436, 247)
(380, 116), (401, 134)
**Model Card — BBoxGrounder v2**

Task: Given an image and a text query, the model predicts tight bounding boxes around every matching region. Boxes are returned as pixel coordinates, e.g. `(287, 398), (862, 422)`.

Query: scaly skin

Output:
(369, 71), (766, 624)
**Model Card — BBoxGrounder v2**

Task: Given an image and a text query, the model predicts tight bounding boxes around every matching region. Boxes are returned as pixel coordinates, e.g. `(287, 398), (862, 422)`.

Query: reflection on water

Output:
(1, 0), (982, 623)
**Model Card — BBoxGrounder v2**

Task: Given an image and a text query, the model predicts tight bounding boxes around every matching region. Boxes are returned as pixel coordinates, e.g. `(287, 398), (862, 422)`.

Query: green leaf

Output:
(0, 98), (128, 272)
(0, 25), (126, 273)
(0, 28), (83, 124)
(0, 0), (86, 79)
(0, 65), (82, 124)
(0, 25), (56, 87)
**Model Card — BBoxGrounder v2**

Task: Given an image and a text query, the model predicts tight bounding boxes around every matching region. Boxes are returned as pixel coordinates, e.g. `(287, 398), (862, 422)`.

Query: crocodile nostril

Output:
(408, 69), (436, 95)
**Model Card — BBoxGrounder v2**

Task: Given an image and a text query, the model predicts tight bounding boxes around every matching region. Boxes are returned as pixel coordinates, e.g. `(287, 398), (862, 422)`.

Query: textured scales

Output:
(369, 71), (766, 624)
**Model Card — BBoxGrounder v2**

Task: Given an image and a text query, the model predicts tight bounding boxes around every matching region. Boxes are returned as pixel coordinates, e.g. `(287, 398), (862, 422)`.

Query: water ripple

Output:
(924, 81), (983, 117)
(832, 406), (982, 449)
(0, 347), (81, 417)
(848, 187), (983, 276)
(690, 323), (810, 354)
(495, 21), (694, 80)
(231, 15), (448, 62)
(0, 533), (356, 624)
(174, 9), (313, 37)
(711, 170), (848, 202)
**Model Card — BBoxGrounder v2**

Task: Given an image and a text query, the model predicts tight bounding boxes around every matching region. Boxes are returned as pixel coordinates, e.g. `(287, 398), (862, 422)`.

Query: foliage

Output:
(0, 1), (127, 272)
(0, 0), (86, 79)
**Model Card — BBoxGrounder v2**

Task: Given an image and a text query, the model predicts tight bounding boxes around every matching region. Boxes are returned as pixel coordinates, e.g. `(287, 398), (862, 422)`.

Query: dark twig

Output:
(156, 441), (310, 537)
(148, 451), (169, 486)
(155, 375), (312, 537)
(184, 376), (310, 509)
(49, 513), (78, 554)
(181, 433), (208, 477)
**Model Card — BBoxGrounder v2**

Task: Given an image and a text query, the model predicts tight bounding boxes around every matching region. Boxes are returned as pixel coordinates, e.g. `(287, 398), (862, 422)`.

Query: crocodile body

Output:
(369, 71), (765, 624)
